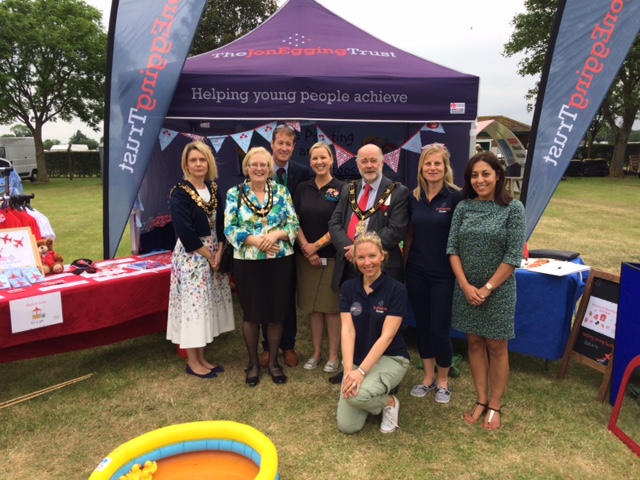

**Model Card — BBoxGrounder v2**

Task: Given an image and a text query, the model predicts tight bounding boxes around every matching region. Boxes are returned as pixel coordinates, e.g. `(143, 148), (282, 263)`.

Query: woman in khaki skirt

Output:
(293, 142), (346, 373)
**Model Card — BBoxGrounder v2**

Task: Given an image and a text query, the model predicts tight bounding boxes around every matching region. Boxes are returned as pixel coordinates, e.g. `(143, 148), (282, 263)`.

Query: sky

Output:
(0, 0), (536, 143)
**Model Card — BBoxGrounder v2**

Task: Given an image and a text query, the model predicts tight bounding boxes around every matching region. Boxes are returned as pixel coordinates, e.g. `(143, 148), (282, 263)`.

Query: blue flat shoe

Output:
(186, 364), (217, 379)
(210, 365), (224, 373)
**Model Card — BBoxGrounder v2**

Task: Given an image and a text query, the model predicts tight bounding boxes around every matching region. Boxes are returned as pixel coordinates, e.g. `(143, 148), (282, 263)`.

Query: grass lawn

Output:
(1, 175), (639, 479)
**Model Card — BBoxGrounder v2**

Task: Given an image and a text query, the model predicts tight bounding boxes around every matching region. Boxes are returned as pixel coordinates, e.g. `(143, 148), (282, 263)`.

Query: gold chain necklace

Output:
(172, 182), (218, 227)
(241, 181), (274, 226)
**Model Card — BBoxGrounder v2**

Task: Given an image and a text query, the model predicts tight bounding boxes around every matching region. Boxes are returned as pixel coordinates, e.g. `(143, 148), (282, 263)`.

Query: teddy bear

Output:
(37, 238), (64, 275)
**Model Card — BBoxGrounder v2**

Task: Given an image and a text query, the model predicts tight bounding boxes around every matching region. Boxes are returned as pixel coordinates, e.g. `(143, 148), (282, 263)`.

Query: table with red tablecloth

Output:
(0, 253), (172, 364)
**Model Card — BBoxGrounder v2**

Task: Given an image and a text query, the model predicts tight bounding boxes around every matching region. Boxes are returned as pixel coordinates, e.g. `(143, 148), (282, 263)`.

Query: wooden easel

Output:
(558, 270), (620, 402)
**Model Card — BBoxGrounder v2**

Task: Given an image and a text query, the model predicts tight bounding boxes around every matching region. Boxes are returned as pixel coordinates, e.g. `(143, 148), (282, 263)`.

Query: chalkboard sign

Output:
(558, 270), (620, 402)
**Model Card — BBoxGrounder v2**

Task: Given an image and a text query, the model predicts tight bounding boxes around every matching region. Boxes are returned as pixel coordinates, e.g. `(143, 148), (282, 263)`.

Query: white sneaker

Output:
(303, 356), (322, 370)
(380, 395), (400, 434)
(323, 360), (339, 373)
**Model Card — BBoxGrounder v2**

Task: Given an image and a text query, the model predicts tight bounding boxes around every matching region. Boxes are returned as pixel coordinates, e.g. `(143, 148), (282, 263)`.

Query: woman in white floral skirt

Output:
(167, 141), (234, 379)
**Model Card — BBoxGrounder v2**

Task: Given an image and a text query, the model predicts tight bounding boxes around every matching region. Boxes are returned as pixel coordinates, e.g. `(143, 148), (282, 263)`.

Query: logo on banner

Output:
(450, 103), (466, 114)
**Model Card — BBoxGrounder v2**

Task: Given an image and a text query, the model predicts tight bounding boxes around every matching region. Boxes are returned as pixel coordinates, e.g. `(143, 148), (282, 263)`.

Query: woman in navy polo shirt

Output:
(337, 232), (410, 435)
(404, 144), (462, 404)
(294, 142), (346, 373)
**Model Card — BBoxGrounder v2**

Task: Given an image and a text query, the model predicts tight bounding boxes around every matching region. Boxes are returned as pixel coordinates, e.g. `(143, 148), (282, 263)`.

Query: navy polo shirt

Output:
(293, 177), (346, 258)
(407, 186), (462, 275)
(340, 273), (410, 365)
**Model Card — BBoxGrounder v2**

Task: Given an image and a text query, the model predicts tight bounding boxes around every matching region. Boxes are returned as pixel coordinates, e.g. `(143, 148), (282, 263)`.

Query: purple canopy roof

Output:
(167, 0), (479, 122)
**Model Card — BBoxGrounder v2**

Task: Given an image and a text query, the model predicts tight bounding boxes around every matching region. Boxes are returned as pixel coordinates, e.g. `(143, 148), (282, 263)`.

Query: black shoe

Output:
(328, 371), (344, 384)
(268, 364), (287, 384)
(186, 364), (217, 379)
(245, 365), (260, 387)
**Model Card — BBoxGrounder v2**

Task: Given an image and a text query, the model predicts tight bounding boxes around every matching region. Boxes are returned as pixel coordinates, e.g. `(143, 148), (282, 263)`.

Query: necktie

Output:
(347, 184), (372, 241)
(276, 167), (286, 185)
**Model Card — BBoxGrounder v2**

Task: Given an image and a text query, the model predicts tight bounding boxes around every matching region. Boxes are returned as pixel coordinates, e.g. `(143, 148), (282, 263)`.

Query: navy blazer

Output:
(328, 175), (409, 291)
(279, 160), (312, 197)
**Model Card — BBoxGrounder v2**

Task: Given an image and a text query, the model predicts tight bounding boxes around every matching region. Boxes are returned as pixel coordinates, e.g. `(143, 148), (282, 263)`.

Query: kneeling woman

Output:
(337, 232), (410, 434)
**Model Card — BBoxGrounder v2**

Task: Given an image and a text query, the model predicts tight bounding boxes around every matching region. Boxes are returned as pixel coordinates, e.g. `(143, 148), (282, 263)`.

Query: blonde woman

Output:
(404, 144), (462, 403)
(294, 142), (346, 373)
(167, 141), (235, 379)
(224, 147), (300, 387)
(337, 232), (410, 435)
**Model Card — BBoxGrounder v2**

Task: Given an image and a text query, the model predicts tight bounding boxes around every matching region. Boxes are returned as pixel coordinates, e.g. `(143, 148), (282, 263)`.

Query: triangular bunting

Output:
(207, 136), (227, 153)
(384, 149), (401, 173)
(231, 130), (253, 154)
(316, 127), (334, 145)
(158, 128), (178, 151)
(255, 122), (277, 142)
(402, 131), (422, 154)
(181, 132), (205, 142)
(334, 144), (355, 168)
(422, 122), (445, 133)
(284, 120), (301, 132)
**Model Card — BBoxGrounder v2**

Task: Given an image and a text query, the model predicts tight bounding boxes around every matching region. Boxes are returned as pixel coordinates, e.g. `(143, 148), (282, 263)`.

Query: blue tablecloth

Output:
(406, 259), (589, 361)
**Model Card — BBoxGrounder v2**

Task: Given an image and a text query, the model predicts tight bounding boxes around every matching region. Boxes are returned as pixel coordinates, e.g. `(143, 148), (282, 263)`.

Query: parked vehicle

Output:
(0, 137), (37, 181)
(582, 158), (610, 177)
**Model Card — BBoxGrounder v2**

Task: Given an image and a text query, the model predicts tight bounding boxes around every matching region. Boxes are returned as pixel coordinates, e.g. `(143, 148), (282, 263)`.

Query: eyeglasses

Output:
(248, 163), (269, 169)
(422, 142), (447, 151)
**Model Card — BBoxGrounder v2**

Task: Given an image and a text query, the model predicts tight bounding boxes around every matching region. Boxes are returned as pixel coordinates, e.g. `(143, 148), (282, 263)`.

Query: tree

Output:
(69, 129), (98, 149)
(43, 139), (61, 151)
(191, 0), (278, 55)
(503, 0), (640, 178)
(10, 124), (32, 137)
(0, 0), (107, 183)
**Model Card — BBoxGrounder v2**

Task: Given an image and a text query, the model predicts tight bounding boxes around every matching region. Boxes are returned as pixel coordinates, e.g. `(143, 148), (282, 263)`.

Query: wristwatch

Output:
(485, 282), (494, 291)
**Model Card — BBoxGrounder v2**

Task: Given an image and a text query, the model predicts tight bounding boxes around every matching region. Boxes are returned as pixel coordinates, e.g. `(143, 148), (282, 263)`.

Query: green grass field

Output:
(1, 175), (639, 479)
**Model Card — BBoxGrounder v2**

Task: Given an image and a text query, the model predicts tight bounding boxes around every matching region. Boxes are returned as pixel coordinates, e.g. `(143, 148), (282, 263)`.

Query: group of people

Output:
(165, 125), (526, 435)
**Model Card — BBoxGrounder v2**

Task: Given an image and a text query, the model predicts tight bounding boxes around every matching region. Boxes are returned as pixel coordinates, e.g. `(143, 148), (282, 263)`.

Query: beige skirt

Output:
(296, 254), (340, 314)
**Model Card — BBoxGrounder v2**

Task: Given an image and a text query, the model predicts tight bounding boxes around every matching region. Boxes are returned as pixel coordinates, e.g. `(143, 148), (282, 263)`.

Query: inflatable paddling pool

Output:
(89, 421), (279, 480)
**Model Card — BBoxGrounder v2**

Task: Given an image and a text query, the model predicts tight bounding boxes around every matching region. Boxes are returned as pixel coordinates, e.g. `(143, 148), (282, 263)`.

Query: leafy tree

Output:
(0, 0), (107, 183)
(191, 0), (278, 55)
(43, 139), (61, 150)
(69, 129), (99, 150)
(10, 124), (32, 137)
(503, 0), (640, 178)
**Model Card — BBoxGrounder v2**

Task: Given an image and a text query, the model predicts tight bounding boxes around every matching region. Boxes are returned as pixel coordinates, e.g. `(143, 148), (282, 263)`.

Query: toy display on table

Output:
(37, 239), (64, 275)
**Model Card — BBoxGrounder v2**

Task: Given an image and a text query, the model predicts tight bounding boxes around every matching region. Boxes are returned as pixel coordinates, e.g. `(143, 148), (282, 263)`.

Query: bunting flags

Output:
(231, 131), (253, 153)
(422, 122), (445, 133)
(402, 131), (422, 154)
(255, 121), (278, 142)
(285, 120), (301, 132)
(155, 121), (444, 170)
(207, 136), (226, 153)
(181, 132), (204, 142)
(316, 127), (334, 145)
(158, 129), (178, 151)
(384, 149), (401, 172)
(334, 144), (355, 168)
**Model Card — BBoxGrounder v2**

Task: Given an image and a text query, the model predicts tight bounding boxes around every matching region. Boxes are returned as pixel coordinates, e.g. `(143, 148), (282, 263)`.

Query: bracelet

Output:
(357, 367), (366, 377)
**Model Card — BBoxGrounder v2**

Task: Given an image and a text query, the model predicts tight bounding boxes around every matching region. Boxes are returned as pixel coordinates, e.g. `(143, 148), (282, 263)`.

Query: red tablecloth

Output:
(0, 253), (172, 364)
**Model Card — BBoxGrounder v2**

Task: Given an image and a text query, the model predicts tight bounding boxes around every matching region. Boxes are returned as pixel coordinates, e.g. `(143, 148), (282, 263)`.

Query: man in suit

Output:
(260, 124), (312, 368)
(327, 143), (409, 382)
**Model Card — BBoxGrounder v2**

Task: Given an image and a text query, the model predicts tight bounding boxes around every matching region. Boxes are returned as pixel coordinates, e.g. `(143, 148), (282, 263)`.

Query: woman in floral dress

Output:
(167, 141), (234, 379)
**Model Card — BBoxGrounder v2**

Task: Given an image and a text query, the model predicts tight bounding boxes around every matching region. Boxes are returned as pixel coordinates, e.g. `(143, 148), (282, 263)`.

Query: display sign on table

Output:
(558, 270), (620, 402)
(9, 291), (63, 333)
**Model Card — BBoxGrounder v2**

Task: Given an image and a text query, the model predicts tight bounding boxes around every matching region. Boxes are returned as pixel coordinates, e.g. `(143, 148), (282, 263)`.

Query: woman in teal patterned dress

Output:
(224, 147), (300, 387)
(446, 152), (525, 430)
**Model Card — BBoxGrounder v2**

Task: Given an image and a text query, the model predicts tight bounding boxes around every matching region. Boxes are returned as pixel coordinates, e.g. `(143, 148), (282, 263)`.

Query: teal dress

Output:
(446, 199), (526, 340)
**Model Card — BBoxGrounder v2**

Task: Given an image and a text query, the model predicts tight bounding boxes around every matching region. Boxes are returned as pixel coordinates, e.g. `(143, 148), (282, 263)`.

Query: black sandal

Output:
(268, 364), (287, 385)
(245, 365), (260, 387)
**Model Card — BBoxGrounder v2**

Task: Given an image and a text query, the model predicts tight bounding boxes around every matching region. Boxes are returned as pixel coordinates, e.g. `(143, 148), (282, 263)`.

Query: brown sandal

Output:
(463, 402), (487, 425)
(483, 407), (502, 431)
